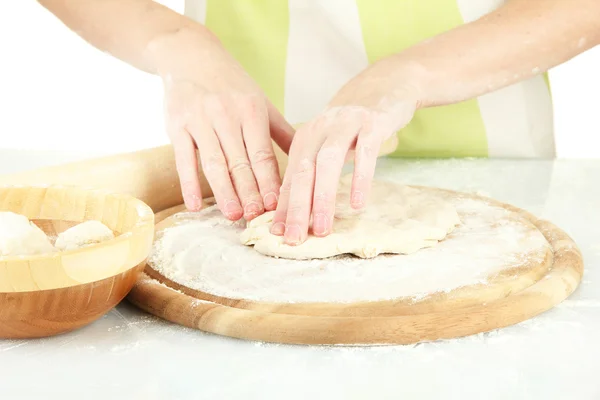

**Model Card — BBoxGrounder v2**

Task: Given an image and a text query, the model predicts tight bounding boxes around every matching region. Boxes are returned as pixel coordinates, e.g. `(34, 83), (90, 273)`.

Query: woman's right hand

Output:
(150, 28), (294, 221)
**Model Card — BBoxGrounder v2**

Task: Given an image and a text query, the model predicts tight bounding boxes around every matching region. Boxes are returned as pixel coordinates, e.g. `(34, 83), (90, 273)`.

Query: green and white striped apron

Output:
(184, 0), (555, 158)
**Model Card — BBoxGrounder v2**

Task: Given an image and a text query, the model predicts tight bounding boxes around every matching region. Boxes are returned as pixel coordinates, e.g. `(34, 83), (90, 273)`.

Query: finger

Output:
(187, 117), (243, 221)
(270, 137), (301, 236)
(241, 99), (281, 211)
(283, 127), (325, 245)
(267, 102), (295, 154)
(284, 156), (318, 245)
(171, 132), (203, 212)
(209, 98), (264, 221)
(312, 131), (357, 237)
(351, 128), (383, 209)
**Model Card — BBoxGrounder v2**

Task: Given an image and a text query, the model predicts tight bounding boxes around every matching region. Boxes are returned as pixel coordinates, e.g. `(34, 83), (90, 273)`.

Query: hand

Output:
(271, 58), (421, 245)
(158, 30), (294, 221)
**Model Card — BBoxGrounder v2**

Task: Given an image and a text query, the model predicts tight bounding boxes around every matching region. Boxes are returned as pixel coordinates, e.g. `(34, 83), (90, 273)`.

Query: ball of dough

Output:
(0, 212), (56, 257)
(54, 220), (115, 251)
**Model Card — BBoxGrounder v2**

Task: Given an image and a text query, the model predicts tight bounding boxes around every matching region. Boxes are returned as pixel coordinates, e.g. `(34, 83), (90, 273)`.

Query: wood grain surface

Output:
(0, 262), (145, 339)
(128, 192), (583, 345)
(0, 185), (154, 291)
(0, 145), (583, 343)
(0, 185), (155, 339)
(0, 144), (288, 213)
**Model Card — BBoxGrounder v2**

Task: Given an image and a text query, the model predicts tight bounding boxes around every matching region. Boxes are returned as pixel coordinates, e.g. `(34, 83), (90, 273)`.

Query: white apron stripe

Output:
(183, 0), (207, 24)
(478, 78), (554, 157)
(518, 76), (555, 157)
(455, 0), (504, 23)
(284, 0), (369, 125)
(456, 0), (554, 157)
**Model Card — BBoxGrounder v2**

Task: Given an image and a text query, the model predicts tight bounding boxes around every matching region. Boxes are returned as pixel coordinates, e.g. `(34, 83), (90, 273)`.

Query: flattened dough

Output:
(240, 176), (461, 260)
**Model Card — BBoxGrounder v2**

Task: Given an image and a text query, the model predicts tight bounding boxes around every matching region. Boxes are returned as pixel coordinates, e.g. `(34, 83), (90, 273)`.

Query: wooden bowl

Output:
(0, 185), (154, 338)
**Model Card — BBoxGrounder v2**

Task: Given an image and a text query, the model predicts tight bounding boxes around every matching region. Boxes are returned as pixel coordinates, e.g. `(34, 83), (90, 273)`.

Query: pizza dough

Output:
(240, 176), (461, 260)
(0, 212), (56, 257)
(55, 220), (114, 251)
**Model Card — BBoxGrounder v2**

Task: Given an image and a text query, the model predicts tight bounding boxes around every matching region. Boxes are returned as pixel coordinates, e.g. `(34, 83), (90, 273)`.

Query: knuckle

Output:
(250, 149), (277, 166)
(174, 148), (195, 167)
(313, 190), (334, 204)
(205, 95), (232, 118)
(167, 127), (183, 140)
(355, 142), (376, 161)
(353, 171), (367, 182)
(351, 106), (371, 121)
(166, 110), (188, 133)
(201, 154), (227, 175)
(297, 158), (316, 174)
(358, 126), (379, 141)
(180, 179), (197, 194)
(240, 95), (265, 117)
(279, 180), (292, 194)
(228, 158), (252, 175)
(273, 208), (288, 224)
(165, 104), (180, 122)
(316, 144), (344, 166)
(290, 158), (316, 184)
(166, 98), (198, 122)
(310, 116), (328, 131)
(286, 204), (304, 219)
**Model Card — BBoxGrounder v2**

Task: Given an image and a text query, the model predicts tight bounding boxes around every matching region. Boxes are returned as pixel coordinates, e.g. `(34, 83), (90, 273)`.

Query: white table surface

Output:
(1, 150), (599, 400)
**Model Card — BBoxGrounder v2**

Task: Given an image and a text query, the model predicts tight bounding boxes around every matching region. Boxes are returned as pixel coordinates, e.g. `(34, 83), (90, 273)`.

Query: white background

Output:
(0, 1), (599, 158)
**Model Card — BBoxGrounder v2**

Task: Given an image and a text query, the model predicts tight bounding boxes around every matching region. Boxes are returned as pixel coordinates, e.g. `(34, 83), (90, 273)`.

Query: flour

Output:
(149, 191), (550, 303)
(139, 275), (216, 305)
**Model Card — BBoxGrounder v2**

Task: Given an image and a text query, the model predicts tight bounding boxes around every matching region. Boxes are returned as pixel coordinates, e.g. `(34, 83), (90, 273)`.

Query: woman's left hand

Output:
(271, 58), (422, 245)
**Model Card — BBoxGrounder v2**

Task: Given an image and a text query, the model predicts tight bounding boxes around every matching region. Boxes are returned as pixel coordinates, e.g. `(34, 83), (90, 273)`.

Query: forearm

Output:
(384, 0), (600, 108)
(38, 0), (218, 76)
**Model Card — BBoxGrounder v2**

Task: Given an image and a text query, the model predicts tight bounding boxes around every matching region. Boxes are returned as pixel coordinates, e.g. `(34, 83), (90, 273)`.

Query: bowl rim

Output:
(0, 184), (155, 262)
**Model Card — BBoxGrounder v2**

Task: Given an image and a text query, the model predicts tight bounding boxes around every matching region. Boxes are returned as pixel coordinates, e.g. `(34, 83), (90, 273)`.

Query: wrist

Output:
(145, 24), (222, 80)
(373, 55), (430, 110)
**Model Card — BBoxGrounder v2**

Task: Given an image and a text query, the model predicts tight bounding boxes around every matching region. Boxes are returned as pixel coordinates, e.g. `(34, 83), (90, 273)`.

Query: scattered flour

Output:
(149, 191), (551, 304)
(150, 188), (549, 303)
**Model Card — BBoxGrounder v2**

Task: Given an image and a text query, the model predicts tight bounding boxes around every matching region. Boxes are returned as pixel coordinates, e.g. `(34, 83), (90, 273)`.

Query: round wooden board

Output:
(127, 189), (583, 345)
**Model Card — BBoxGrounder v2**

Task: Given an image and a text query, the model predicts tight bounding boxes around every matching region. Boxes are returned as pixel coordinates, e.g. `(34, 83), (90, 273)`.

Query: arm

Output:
(37, 0), (214, 75)
(371, 0), (600, 107)
(38, 0), (295, 220)
(275, 0), (600, 245)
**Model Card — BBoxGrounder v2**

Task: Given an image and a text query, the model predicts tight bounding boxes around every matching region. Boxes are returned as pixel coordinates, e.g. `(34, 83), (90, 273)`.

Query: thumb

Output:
(267, 102), (295, 154)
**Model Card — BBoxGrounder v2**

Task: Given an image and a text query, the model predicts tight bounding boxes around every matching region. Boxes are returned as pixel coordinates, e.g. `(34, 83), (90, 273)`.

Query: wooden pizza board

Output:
(127, 190), (583, 345)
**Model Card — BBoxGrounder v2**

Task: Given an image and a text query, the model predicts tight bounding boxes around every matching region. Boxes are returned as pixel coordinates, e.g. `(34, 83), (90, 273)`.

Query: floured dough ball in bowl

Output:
(55, 220), (115, 251)
(0, 212), (56, 257)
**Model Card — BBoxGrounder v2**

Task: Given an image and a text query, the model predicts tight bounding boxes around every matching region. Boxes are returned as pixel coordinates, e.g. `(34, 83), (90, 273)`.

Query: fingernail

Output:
(313, 213), (328, 236)
(270, 222), (285, 236)
(285, 224), (302, 245)
(263, 192), (278, 210)
(244, 201), (263, 219)
(224, 200), (243, 220)
(351, 191), (364, 207)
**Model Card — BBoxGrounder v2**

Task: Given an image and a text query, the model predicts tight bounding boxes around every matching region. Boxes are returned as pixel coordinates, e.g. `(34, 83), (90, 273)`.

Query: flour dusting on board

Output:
(149, 191), (551, 303)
